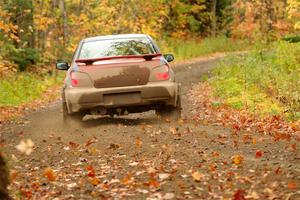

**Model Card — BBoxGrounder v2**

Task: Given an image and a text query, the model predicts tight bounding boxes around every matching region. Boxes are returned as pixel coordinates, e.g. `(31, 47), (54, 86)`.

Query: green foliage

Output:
(9, 48), (40, 71)
(210, 41), (300, 120)
(0, 73), (64, 106)
(282, 35), (300, 43)
(158, 36), (249, 61)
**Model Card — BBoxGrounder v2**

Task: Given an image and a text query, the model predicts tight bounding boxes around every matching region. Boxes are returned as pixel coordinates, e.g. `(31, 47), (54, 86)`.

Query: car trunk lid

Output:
(75, 55), (162, 88)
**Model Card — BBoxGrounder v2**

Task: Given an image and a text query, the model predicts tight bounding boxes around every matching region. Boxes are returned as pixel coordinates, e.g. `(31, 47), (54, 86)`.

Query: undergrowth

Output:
(0, 72), (64, 106)
(210, 41), (300, 120)
(158, 36), (250, 61)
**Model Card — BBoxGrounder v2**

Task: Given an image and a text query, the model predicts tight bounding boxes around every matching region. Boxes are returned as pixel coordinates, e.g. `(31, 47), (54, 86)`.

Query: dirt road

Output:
(1, 58), (300, 199)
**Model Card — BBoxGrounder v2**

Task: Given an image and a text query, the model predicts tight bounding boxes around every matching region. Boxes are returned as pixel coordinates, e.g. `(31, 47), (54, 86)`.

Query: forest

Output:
(0, 0), (298, 73)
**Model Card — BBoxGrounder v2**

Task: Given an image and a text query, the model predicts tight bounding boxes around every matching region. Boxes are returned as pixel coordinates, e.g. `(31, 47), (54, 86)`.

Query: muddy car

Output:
(56, 34), (181, 121)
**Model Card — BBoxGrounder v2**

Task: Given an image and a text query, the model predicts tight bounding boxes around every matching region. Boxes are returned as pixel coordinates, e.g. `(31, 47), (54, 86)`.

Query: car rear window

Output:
(79, 38), (156, 59)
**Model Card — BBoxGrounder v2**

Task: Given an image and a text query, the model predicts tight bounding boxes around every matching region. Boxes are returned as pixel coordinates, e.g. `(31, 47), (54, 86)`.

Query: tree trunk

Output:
(0, 154), (9, 199)
(59, 0), (67, 49)
(211, 0), (217, 37)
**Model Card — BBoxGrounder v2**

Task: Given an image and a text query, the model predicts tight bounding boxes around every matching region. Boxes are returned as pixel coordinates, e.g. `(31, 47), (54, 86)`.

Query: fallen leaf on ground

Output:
(69, 141), (79, 148)
(67, 183), (77, 189)
(9, 170), (19, 182)
(44, 167), (56, 181)
(147, 167), (156, 174)
(287, 182), (297, 189)
(232, 155), (243, 165)
(85, 137), (97, 147)
(192, 171), (203, 182)
(212, 151), (219, 157)
(86, 165), (96, 177)
(121, 173), (133, 185)
(163, 193), (175, 199)
(169, 127), (177, 134)
(158, 173), (170, 181)
(135, 137), (142, 148)
(291, 143), (297, 151)
(146, 178), (160, 187)
(233, 189), (246, 200)
(255, 150), (263, 158)
(129, 161), (139, 166)
(275, 167), (282, 175)
(89, 177), (100, 186)
(246, 191), (259, 199)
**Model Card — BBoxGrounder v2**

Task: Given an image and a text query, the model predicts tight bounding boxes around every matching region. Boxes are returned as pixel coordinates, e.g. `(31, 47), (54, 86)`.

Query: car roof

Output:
(83, 34), (150, 42)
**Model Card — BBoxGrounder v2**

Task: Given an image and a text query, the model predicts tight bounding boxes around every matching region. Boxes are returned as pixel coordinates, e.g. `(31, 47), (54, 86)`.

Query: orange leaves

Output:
(135, 137), (142, 148)
(232, 155), (243, 165)
(145, 178), (160, 188)
(85, 137), (97, 147)
(121, 173), (133, 185)
(209, 164), (217, 172)
(89, 177), (100, 186)
(255, 150), (263, 158)
(86, 165), (96, 177)
(43, 167), (56, 181)
(275, 167), (282, 175)
(212, 151), (220, 157)
(190, 83), (300, 140)
(290, 143), (297, 151)
(287, 182), (297, 190)
(192, 171), (203, 182)
(9, 170), (19, 182)
(233, 189), (246, 200)
(86, 165), (101, 186)
(69, 141), (79, 148)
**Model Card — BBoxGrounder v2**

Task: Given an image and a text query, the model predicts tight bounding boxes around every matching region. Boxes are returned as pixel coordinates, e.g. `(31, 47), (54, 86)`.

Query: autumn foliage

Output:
(0, 0), (298, 74)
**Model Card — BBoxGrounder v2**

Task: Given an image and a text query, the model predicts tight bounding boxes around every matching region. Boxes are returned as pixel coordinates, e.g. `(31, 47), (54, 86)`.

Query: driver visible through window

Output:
(79, 38), (156, 59)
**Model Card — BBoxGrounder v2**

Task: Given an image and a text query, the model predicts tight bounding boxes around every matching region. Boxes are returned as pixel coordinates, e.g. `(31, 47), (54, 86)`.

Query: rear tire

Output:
(156, 95), (182, 121)
(62, 102), (84, 124)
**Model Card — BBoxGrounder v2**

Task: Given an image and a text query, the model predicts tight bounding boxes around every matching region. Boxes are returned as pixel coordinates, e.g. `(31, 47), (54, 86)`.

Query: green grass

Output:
(210, 41), (300, 120)
(0, 72), (64, 106)
(158, 36), (250, 61)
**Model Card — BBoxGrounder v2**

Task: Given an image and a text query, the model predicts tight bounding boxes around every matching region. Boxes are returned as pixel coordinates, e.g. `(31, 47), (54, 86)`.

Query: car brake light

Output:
(156, 65), (170, 80)
(70, 72), (79, 86)
(156, 72), (170, 80)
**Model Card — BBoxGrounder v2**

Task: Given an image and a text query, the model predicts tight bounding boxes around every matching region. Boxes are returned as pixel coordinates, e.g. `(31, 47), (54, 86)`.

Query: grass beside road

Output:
(158, 36), (250, 61)
(0, 72), (64, 106)
(209, 41), (300, 120)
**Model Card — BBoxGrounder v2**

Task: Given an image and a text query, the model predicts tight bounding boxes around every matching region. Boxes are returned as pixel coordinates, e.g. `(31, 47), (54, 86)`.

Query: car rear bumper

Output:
(65, 81), (179, 113)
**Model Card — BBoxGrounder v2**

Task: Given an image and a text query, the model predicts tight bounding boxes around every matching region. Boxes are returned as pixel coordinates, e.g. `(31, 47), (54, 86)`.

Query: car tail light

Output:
(70, 71), (79, 87)
(156, 71), (170, 80)
(149, 65), (170, 82)
(69, 71), (92, 87)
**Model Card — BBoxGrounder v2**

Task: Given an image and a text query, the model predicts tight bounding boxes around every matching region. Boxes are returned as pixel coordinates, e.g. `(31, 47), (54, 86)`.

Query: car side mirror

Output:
(164, 54), (174, 62)
(56, 61), (69, 70)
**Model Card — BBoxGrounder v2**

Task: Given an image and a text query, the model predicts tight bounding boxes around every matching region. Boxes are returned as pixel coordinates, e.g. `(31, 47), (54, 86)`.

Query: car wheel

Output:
(62, 101), (68, 121)
(62, 102), (84, 124)
(156, 95), (182, 121)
